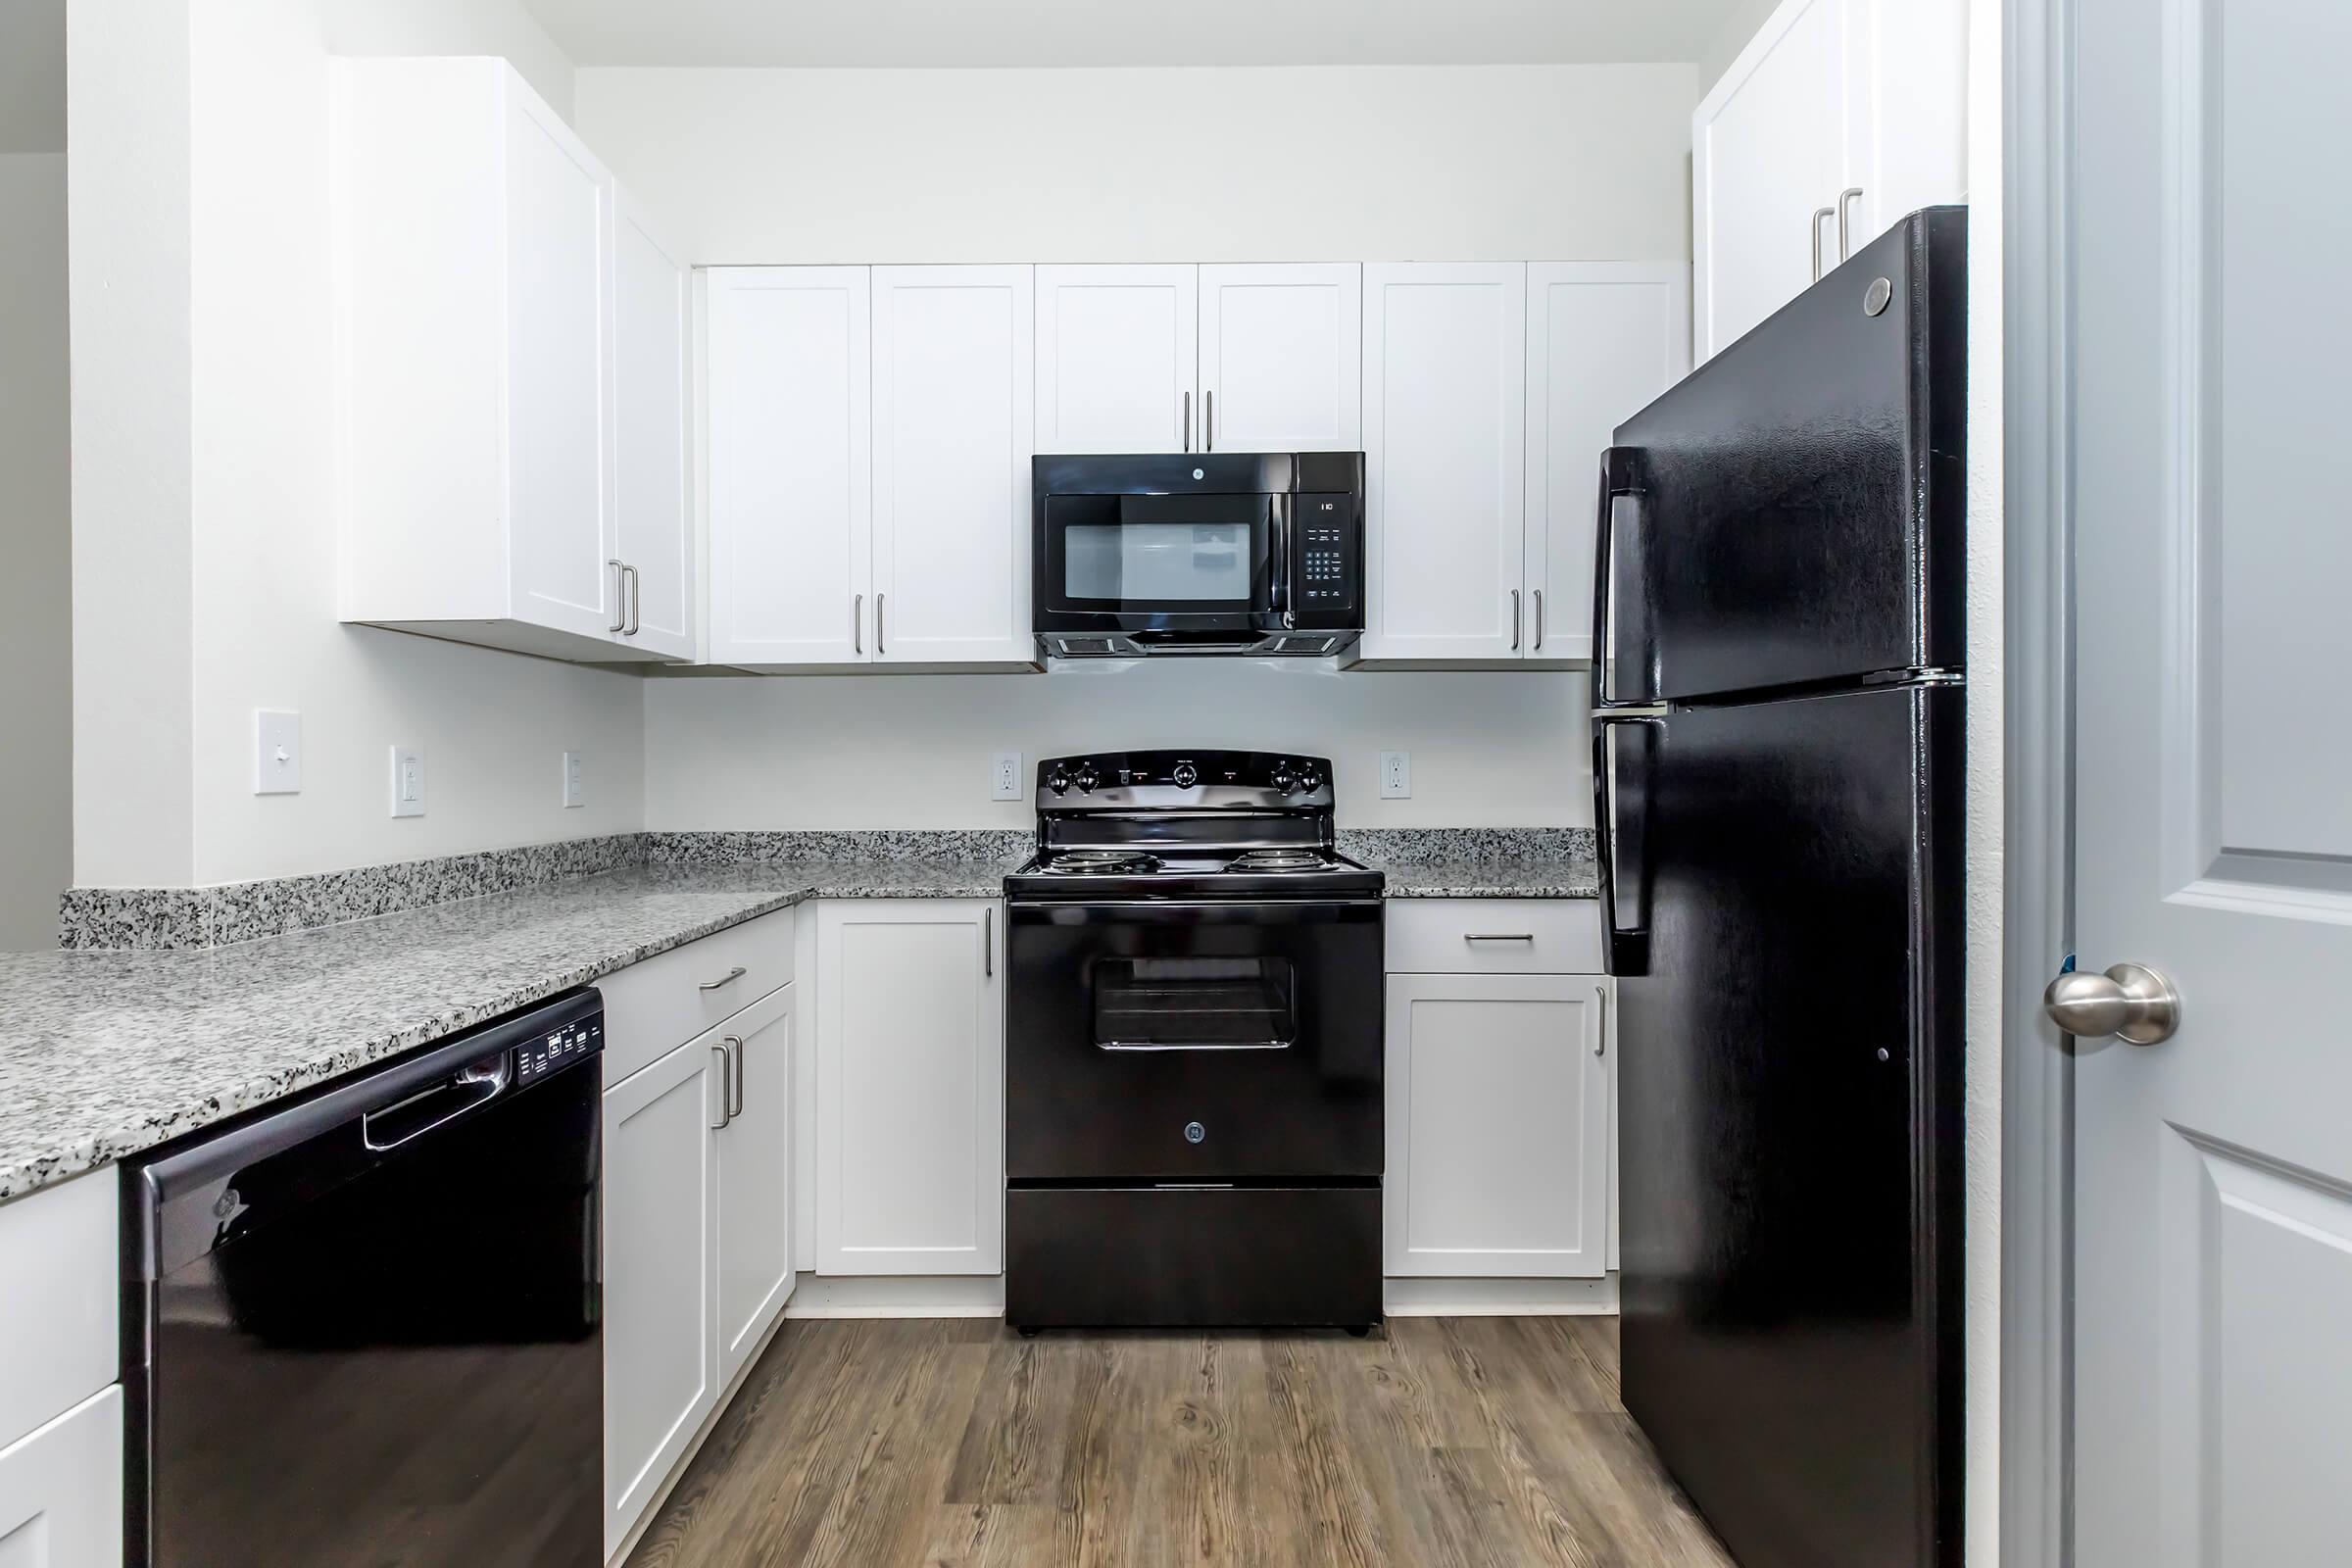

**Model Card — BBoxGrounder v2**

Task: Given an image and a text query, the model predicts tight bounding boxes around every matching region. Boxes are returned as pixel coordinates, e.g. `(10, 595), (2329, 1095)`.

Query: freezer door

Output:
(1594, 209), (1966, 707)
(1607, 684), (1965, 1568)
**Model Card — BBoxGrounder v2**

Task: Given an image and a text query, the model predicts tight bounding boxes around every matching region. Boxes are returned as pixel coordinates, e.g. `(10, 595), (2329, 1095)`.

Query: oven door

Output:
(1035, 492), (1283, 634)
(1005, 898), (1383, 1182)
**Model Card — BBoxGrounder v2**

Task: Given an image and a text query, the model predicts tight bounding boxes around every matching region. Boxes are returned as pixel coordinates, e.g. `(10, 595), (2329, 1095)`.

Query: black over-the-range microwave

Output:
(1031, 452), (1365, 658)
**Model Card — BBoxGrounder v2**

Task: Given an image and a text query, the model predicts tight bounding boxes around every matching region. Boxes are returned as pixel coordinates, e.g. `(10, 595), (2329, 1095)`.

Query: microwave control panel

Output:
(1296, 494), (1359, 615)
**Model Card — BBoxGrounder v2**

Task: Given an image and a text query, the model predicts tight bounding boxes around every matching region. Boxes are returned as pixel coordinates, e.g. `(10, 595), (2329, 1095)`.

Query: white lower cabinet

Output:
(603, 1032), (719, 1559)
(715, 985), (797, 1389)
(1384, 972), (1613, 1278)
(815, 900), (1004, 1276)
(0, 1386), (122, 1568)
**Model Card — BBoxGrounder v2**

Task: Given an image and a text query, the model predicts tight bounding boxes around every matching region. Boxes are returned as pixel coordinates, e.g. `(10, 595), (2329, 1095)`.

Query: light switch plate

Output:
(390, 745), (425, 818)
(563, 751), (586, 808)
(255, 710), (303, 795)
(1379, 751), (1411, 800)
(992, 752), (1024, 802)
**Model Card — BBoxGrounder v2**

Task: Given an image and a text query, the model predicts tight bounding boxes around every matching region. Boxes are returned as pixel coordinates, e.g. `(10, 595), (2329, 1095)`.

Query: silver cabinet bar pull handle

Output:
(1595, 984), (1608, 1056)
(983, 906), (994, 978)
(1534, 588), (1545, 651)
(699, 965), (747, 992)
(724, 1035), (745, 1120)
(1464, 933), (1537, 943)
(1836, 186), (1865, 261)
(1510, 589), (1522, 651)
(1811, 205), (1835, 280)
(1205, 389), (1213, 452)
(854, 593), (863, 655)
(608, 559), (627, 633)
(1183, 390), (1192, 453)
(876, 593), (886, 657)
(625, 564), (642, 636)
(709, 1044), (731, 1129)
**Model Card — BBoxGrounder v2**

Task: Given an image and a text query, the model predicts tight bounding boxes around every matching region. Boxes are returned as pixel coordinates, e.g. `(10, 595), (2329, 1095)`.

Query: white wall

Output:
(1696, 0), (1784, 96)
(0, 151), (71, 948)
(69, 0), (650, 889)
(581, 60), (1691, 830)
(647, 665), (1589, 829)
(575, 63), (1697, 264)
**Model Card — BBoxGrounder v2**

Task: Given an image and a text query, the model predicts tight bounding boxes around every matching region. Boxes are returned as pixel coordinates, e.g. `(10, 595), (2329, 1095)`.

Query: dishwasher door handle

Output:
(362, 1054), (514, 1152)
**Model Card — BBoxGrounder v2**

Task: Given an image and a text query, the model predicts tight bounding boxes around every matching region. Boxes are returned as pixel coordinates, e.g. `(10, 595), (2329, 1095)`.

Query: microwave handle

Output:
(1271, 495), (1295, 627)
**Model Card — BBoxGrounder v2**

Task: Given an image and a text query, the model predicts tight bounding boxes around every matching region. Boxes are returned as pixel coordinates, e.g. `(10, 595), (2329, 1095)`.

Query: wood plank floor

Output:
(626, 1316), (1736, 1568)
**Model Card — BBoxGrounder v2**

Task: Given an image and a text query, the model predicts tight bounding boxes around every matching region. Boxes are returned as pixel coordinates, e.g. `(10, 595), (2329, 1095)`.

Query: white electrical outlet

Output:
(389, 745), (425, 818)
(563, 751), (586, 808)
(1380, 751), (1412, 800)
(992, 752), (1024, 802)
(255, 710), (303, 795)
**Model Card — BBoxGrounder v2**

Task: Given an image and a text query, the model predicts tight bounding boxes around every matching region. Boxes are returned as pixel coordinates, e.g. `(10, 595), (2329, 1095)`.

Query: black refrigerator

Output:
(1592, 207), (1967, 1568)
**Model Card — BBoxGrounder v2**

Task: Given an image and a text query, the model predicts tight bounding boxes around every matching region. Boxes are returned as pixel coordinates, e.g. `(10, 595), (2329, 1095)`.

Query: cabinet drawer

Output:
(1384, 899), (1602, 974)
(0, 1172), (118, 1450)
(600, 907), (797, 1085)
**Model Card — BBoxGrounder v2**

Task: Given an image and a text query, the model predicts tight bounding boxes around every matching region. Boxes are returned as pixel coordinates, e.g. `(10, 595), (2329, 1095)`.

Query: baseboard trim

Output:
(783, 1272), (1006, 1318)
(1383, 1274), (1619, 1316)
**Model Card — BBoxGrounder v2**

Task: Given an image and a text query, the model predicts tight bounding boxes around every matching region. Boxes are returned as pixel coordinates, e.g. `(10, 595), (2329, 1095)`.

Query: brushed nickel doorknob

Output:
(2042, 962), (2180, 1045)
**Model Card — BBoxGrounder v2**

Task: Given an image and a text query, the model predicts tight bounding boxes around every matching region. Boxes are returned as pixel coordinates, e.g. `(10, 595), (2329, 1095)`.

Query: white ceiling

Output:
(522, 0), (1740, 69)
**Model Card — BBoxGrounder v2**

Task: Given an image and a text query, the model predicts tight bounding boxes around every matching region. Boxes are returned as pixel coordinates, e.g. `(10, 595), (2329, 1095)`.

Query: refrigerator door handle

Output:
(1592, 714), (1656, 977)
(1592, 447), (1646, 709)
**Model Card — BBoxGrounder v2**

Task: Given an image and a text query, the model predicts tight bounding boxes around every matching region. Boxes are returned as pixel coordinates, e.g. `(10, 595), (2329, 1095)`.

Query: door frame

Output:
(2001, 0), (2074, 1561)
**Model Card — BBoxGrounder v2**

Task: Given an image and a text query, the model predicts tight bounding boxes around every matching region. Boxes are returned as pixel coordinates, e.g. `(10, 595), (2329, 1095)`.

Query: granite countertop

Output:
(3, 827), (1593, 1202)
(0, 856), (1020, 1201)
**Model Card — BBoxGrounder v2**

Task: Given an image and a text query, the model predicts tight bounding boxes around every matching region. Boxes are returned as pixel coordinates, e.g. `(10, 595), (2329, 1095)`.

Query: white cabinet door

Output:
(1200, 263), (1362, 454)
(612, 191), (694, 659)
(1523, 263), (1690, 663)
(503, 81), (618, 641)
(1035, 264), (1198, 454)
(1691, 0), (1855, 361)
(1384, 973), (1611, 1278)
(1361, 263), (1527, 662)
(603, 1037), (718, 1559)
(706, 267), (873, 666)
(715, 984), (795, 1389)
(815, 900), (1004, 1275)
(1845, 0), (1968, 256)
(871, 267), (1035, 663)
(0, 1386), (121, 1568)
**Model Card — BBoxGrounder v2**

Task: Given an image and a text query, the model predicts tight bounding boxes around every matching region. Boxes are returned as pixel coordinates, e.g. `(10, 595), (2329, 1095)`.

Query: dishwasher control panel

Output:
(516, 1016), (602, 1085)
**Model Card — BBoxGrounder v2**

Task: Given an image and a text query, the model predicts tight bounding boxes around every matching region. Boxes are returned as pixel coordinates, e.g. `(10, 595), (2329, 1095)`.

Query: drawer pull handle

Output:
(1463, 933), (1537, 943)
(699, 966), (749, 992)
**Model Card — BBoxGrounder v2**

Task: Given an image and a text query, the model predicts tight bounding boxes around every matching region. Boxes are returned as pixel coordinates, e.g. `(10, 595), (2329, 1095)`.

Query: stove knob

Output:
(1073, 766), (1099, 794)
(1270, 762), (1296, 793)
(1046, 769), (1070, 796)
(1295, 769), (1322, 795)
(1171, 761), (1200, 789)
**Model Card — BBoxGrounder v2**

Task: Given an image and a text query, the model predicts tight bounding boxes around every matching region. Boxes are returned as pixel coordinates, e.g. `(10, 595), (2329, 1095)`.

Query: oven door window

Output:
(1094, 956), (1296, 1050)
(1045, 494), (1273, 614)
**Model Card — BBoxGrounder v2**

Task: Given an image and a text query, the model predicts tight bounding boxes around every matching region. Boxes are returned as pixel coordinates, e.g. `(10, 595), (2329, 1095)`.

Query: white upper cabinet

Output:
(1693, 0), (1966, 360)
(612, 191), (694, 659)
(705, 267), (873, 667)
(1360, 263), (1527, 662)
(1523, 263), (1690, 663)
(1200, 264), (1362, 454)
(871, 266), (1036, 664)
(335, 57), (688, 663)
(1035, 265), (1198, 454)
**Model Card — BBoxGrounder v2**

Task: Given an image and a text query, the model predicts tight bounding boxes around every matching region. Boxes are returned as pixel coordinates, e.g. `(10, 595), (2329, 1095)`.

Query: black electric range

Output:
(1003, 750), (1385, 1333)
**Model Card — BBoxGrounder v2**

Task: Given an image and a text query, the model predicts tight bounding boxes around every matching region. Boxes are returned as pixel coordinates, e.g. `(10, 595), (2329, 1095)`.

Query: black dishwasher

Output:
(123, 990), (605, 1568)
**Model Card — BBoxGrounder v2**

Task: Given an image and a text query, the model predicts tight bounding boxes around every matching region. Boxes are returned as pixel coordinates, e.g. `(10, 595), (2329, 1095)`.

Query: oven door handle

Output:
(1099, 1040), (1292, 1053)
(1271, 494), (1294, 627)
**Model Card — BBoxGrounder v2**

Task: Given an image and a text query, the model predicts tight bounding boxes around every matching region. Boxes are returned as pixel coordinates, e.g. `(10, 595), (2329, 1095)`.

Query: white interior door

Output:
(1360, 262), (1526, 662)
(502, 84), (616, 638)
(1035, 264), (1197, 454)
(1199, 263), (1361, 453)
(2070, 0), (2352, 1561)
(1523, 262), (1690, 663)
(871, 265), (1034, 663)
(705, 266), (872, 666)
(612, 191), (693, 658)
(1691, 0), (1852, 360)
